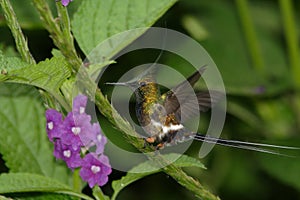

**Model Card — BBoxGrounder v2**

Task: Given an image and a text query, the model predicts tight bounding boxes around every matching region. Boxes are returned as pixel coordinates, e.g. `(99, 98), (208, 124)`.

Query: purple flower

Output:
(46, 109), (63, 142)
(92, 123), (107, 155)
(73, 95), (88, 115)
(80, 122), (107, 155)
(80, 153), (112, 187)
(61, 112), (93, 150)
(61, 0), (73, 6)
(45, 94), (111, 186)
(53, 140), (82, 169)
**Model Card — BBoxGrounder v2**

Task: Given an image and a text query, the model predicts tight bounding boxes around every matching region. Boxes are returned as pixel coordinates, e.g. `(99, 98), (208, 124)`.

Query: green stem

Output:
(72, 168), (82, 193)
(279, 0), (300, 89)
(235, 0), (264, 73)
(92, 186), (107, 200)
(56, 2), (81, 70)
(279, 0), (300, 127)
(31, 0), (81, 70)
(58, 191), (94, 200)
(0, 0), (35, 64)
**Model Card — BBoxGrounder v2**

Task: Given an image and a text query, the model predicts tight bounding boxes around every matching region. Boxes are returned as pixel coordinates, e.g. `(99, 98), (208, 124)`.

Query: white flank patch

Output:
(150, 119), (184, 134)
(162, 124), (184, 134)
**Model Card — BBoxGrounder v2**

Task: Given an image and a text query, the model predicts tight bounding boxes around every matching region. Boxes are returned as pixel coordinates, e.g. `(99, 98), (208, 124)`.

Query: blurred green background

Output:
(1, 0), (300, 200)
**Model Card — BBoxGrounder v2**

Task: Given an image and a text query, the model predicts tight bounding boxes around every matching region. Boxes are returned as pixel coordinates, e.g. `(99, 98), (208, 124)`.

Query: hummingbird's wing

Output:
(161, 65), (224, 122)
(176, 90), (224, 122)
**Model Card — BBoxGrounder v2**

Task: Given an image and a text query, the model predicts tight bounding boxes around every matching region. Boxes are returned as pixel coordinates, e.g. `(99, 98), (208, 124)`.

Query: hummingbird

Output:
(107, 65), (298, 155)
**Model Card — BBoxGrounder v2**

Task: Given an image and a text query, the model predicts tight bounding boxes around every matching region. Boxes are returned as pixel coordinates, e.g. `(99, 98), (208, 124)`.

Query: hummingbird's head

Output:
(106, 78), (159, 103)
(106, 78), (151, 92)
(106, 66), (159, 101)
(106, 66), (157, 90)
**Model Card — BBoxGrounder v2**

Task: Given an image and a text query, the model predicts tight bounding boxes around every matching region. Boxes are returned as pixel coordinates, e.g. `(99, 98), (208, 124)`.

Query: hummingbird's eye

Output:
(140, 81), (146, 87)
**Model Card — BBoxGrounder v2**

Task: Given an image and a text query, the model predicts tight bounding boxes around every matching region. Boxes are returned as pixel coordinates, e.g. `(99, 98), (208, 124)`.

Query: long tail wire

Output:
(193, 133), (299, 157)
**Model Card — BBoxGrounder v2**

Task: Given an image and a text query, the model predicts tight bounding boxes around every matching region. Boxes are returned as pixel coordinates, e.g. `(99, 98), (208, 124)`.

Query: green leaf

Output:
(0, 83), (71, 185)
(0, 56), (71, 93)
(0, 45), (19, 57)
(6, 193), (76, 200)
(0, 51), (28, 71)
(0, 195), (13, 200)
(72, 0), (177, 56)
(111, 153), (205, 200)
(0, 173), (71, 193)
(0, 173), (91, 200)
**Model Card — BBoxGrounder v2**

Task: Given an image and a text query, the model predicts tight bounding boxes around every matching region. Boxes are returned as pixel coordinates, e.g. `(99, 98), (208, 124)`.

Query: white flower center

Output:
(47, 121), (54, 130)
(79, 106), (85, 114)
(91, 165), (101, 174)
(97, 134), (102, 141)
(63, 150), (71, 158)
(71, 127), (81, 135)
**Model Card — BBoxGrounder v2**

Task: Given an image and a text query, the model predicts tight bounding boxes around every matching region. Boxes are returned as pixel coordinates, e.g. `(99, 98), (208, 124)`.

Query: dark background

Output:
(1, 0), (300, 200)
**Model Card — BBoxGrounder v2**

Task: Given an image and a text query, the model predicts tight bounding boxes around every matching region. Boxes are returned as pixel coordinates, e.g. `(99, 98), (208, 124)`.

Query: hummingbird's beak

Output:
(105, 82), (128, 86)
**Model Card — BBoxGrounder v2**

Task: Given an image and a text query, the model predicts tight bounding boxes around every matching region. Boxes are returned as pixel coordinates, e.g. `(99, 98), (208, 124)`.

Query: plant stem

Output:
(279, 0), (300, 128)
(72, 168), (82, 193)
(56, 2), (81, 70)
(279, 0), (300, 89)
(92, 186), (107, 200)
(31, 0), (82, 70)
(235, 0), (264, 73)
(0, 0), (35, 64)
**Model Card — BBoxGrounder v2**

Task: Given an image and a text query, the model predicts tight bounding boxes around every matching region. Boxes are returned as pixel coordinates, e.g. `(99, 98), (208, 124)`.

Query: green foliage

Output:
(0, 51), (28, 71)
(0, 56), (71, 93)
(72, 0), (177, 56)
(0, 173), (72, 193)
(177, 0), (291, 96)
(112, 153), (205, 200)
(0, 173), (89, 200)
(0, 0), (42, 29)
(0, 83), (71, 185)
(1, 0), (300, 199)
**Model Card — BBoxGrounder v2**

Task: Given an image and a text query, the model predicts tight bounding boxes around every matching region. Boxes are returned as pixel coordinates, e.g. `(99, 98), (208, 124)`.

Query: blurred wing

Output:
(161, 65), (224, 122)
(175, 91), (224, 122)
(162, 65), (207, 114)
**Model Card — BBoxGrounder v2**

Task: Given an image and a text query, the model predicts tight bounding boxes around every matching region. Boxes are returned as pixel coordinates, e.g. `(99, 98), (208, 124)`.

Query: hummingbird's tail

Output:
(193, 133), (299, 157)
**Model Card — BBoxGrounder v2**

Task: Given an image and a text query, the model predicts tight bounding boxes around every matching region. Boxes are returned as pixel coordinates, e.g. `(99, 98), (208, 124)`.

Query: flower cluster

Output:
(46, 95), (111, 188)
